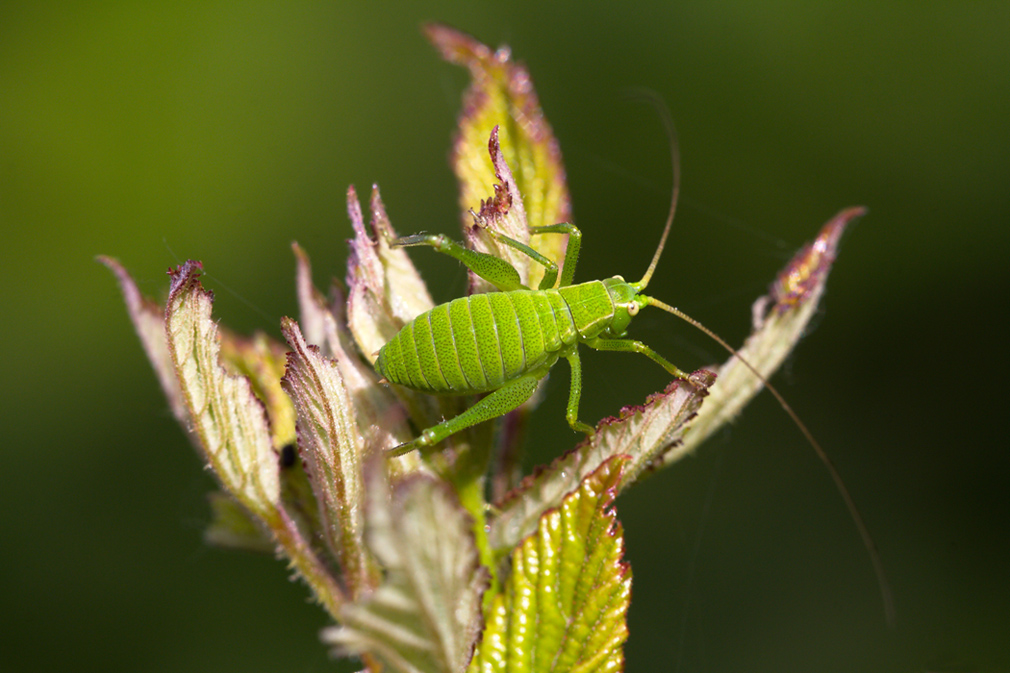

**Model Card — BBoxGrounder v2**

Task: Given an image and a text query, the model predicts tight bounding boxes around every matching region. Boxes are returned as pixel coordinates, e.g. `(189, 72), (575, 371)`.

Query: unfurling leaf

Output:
(425, 23), (570, 292)
(324, 459), (488, 673)
(473, 456), (631, 673)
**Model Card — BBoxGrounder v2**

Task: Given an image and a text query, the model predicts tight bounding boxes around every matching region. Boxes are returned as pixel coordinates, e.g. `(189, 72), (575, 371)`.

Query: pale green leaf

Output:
(471, 456), (631, 673)
(324, 459), (487, 673)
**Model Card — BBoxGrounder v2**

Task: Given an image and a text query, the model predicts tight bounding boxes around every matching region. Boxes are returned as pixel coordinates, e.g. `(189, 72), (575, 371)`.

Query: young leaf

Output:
(472, 455), (631, 673)
(164, 261), (346, 617)
(488, 372), (713, 556)
(668, 207), (863, 463)
(425, 23), (570, 292)
(324, 458), (488, 673)
(281, 318), (380, 599)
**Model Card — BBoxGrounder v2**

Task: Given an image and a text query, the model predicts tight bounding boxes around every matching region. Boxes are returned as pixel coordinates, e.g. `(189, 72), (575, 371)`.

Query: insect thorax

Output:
(559, 277), (637, 340)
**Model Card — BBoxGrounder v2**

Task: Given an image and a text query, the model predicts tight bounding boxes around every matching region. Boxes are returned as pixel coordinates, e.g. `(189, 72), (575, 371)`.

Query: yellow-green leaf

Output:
(472, 456), (631, 673)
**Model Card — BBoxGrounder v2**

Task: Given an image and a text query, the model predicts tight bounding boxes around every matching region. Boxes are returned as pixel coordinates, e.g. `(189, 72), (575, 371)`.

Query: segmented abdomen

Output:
(375, 289), (578, 394)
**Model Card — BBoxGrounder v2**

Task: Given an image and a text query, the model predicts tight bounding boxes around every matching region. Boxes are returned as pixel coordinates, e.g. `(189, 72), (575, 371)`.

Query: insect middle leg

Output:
(482, 223), (583, 289)
(387, 372), (544, 456)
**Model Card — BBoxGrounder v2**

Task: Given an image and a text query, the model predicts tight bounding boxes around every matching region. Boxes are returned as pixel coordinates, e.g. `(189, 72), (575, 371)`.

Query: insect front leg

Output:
(584, 337), (695, 382)
(387, 373), (543, 456)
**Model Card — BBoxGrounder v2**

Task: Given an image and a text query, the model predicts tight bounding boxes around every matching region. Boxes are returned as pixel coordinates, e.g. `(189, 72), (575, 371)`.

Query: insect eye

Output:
(627, 302), (639, 316)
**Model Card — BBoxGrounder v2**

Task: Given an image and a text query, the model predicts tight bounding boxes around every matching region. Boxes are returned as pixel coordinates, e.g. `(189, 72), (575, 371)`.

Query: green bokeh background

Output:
(3, 3), (1007, 672)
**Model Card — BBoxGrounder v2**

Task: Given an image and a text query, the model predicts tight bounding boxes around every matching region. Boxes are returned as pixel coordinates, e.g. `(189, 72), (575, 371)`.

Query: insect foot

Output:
(687, 369), (717, 391)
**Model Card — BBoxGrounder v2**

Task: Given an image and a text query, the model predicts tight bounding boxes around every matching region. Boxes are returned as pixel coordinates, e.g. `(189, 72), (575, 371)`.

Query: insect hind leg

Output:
(387, 373), (542, 456)
(563, 350), (594, 435)
(529, 223), (582, 288)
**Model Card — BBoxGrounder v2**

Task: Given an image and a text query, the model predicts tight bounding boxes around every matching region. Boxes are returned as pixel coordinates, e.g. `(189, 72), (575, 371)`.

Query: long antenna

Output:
(645, 295), (896, 626)
(635, 93), (680, 290)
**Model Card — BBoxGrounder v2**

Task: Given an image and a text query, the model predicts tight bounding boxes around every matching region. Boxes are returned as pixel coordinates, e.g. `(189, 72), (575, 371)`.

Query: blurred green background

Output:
(2, 2), (1007, 671)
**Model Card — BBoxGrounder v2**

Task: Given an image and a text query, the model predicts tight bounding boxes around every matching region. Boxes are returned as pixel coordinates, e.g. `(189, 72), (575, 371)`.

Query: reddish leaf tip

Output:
(167, 260), (207, 301)
(772, 207), (863, 312)
(422, 23), (492, 68)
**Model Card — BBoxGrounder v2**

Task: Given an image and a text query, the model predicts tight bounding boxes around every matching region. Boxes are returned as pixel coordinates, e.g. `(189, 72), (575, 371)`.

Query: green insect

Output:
(375, 123), (721, 458)
(375, 211), (710, 456)
(374, 123), (894, 624)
